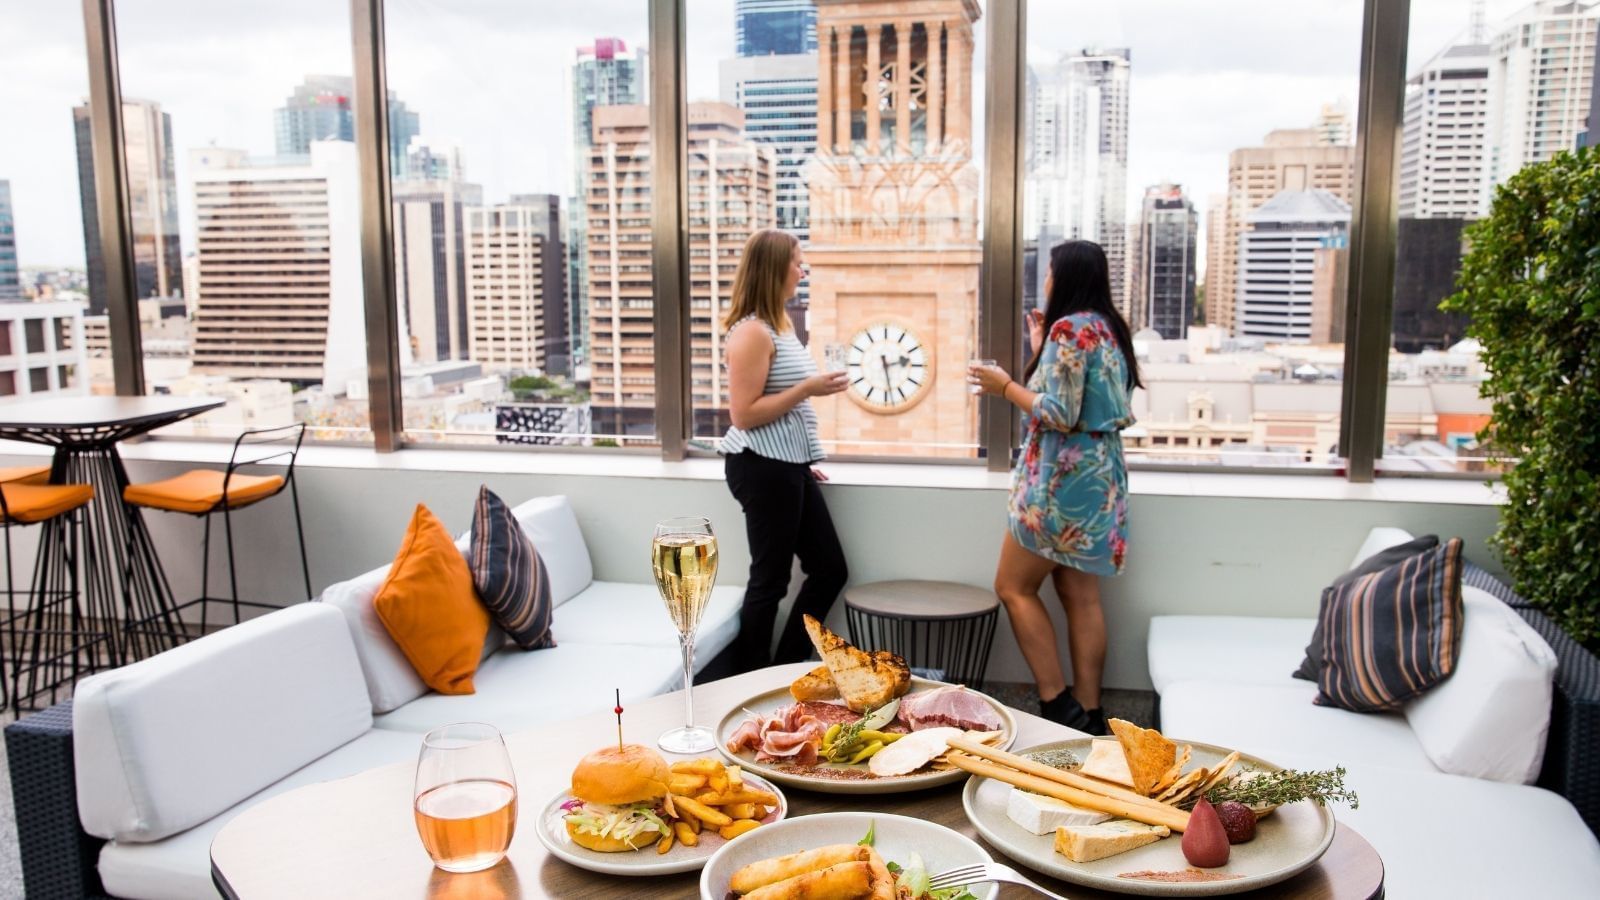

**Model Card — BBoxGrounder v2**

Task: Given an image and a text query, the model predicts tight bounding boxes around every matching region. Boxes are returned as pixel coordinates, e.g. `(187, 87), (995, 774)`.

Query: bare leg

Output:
(1052, 565), (1106, 709)
(994, 531), (1070, 702)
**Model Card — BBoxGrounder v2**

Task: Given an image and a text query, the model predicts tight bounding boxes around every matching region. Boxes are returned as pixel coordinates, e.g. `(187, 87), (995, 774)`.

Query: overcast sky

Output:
(0, 0), (1530, 270)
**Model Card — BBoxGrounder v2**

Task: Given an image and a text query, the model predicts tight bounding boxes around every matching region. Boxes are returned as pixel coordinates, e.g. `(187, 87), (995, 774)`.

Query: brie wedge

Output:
(1005, 788), (1112, 835)
(1053, 820), (1171, 863)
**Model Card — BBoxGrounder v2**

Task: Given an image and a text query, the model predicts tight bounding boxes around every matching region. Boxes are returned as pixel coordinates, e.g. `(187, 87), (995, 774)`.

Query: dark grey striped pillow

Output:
(1315, 537), (1465, 713)
(468, 486), (555, 650)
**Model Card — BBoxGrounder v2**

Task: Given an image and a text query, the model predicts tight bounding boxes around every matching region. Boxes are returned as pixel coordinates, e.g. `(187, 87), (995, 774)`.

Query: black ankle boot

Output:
(1083, 707), (1109, 736)
(1038, 691), (1092, 731)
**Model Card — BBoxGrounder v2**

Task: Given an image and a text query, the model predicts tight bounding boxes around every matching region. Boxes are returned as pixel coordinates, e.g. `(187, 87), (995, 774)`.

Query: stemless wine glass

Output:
(652, 516), (719, 753)
(414, 723), (518, 873)
(967, 358), (997, 394)
(823, 343), (848, 373)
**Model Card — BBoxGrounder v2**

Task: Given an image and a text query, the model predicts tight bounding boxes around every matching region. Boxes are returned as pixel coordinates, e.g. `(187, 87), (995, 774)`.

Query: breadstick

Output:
(948, 753), (1190, 832)
(946, 735), (1178, 813)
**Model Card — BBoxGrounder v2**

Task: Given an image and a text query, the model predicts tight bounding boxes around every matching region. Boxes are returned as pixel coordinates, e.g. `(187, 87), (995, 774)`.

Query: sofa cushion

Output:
(96, 728), (419, 900)
(552, 580), (745, 658)
(371, 640), (685, 735)
(323, 532), (503, 714)
(470, 486), (556, 650)
(1158, 679), (1440, 773)
(508, 495), (593, 607)
(1347, 526), (1416, 570)
(74, 604), (373, 843)
(1147, 615), (1317, 696)
(1404, 585), (1558, 784)
(1316, 537), (1464, 712)
(372, 504), (490, 695)
(1293, 534), (1441, 681)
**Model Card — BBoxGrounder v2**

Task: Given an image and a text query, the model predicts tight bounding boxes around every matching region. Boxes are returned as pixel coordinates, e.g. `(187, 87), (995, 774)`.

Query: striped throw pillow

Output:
(1315, 537), (1465, 713)
(468, 486), (555, 650)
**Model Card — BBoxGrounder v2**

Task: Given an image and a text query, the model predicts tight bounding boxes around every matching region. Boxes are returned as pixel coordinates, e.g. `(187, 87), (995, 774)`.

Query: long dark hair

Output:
(1023, 239), (1142, 390)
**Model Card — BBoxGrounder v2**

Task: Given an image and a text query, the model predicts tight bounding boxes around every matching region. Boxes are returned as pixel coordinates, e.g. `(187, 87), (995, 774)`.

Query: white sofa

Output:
(65, 494), (744, 900)
(1149, 527), (1600, 898)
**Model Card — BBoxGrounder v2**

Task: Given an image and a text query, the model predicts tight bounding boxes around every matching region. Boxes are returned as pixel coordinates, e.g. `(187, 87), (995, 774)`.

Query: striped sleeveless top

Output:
(720, 317), (825, 464)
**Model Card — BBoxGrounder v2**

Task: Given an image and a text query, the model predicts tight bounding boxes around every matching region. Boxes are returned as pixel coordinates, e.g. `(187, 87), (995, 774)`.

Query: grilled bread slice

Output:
(802, 615), (911, 713)
(789, 664), (841, 702)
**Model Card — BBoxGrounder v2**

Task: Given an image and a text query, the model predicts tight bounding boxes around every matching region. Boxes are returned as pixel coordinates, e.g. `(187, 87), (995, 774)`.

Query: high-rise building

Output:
(273, 75), (420, 181)
(465, 200), (559, 374)
(1483, 1), (1600, 194)
(1202, 193), (1227, 327)
(1392, 217), (1472, 352)
(72, 99), (183, 314)
(394, 177), (482, 365)
(1208, 127), (1355, 336)
(1026, 48), (1132, 319)
(189, 142), (372, 389)
(1314, 100), (1354, 147)
(571, 39), (645, 366)
(1400, 42), (1491, 218)
(1129, 183), (1197, 340)
(0, 180), (18, 300)
(807, 0), (983, 457)
(736, 0), (817, 57)
(586, 103), (775, 437)
(406, 140), (465, 183)
(1237, 189), (1351, 344)
(0, 302), (87, 399)
(1587, 19), (1600, 146)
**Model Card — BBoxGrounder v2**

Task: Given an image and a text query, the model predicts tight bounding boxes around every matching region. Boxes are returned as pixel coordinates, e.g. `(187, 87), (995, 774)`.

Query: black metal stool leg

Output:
(223, 504), (241, 626)
(200, 512), (212, 635)
(290, 475), (311, 600)
(3, 521), (12, 712)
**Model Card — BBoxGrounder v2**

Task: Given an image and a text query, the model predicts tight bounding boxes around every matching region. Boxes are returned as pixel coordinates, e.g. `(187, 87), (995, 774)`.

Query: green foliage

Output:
(509, 375), (558, 393)
(1443, 147), (1600, 647)
(507, 374), (585, 403)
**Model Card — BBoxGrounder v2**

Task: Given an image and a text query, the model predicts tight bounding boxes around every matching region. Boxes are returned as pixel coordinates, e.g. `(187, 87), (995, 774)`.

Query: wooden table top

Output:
(211, 662), (1382, 899)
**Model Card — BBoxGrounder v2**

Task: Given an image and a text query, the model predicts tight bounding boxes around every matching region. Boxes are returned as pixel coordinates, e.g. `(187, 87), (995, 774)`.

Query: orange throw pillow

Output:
(372, 504), (489, 695)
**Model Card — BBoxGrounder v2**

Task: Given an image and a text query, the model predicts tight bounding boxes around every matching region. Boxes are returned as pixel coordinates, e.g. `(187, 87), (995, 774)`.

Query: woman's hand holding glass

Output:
(803, 371), (849, 397)
(966, 362), (1013, 396)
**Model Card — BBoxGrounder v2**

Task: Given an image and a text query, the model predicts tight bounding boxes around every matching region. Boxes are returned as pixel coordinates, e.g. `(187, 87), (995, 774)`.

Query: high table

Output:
(0, 396), (224, 688)
(211, 662), (1384, 899)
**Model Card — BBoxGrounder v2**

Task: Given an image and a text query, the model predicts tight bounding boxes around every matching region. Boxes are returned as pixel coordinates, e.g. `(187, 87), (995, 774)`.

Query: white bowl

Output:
(699, 811), (997, 900)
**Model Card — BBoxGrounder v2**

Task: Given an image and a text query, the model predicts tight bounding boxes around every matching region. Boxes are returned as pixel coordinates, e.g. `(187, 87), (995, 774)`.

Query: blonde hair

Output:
(723, 229), (798, 333)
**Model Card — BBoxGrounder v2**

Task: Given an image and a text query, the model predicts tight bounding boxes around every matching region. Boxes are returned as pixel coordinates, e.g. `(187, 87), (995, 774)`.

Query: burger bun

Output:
(570, 743), (670, 806)
(565, 819), (660, 853)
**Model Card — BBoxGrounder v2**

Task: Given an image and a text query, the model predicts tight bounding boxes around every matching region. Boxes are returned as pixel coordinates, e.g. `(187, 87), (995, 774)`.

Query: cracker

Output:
(1108, 718), (1178, 797)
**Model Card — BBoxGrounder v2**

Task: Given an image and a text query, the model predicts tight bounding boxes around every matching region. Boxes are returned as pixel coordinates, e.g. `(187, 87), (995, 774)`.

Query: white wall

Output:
(0, 449), (1504, 691)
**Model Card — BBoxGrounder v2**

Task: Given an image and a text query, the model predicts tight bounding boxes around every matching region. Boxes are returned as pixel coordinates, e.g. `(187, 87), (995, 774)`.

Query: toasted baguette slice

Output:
(789, 664), (841, 702)
(803, 615), (910, 713)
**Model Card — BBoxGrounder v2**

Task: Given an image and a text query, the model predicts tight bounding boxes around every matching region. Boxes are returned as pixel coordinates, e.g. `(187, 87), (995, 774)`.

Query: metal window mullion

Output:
(1340, 0), (1410, 482)
(81, 0), (144, 396)
(980, 0), (1026, 472)
(350, 0), (403, 452)
(650, 0), (691, 460)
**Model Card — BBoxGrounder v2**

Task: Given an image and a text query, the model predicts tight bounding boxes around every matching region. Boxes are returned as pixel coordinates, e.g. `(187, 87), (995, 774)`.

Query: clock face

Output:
(845, 322), (931, 412)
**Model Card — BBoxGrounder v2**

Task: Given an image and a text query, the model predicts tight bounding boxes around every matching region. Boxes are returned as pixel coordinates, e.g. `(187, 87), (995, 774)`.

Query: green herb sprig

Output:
(1189, 766), (1358, 811)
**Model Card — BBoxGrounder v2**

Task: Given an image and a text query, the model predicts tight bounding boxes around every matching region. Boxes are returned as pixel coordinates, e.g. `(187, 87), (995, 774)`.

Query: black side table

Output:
(843, 579), (1000, 687)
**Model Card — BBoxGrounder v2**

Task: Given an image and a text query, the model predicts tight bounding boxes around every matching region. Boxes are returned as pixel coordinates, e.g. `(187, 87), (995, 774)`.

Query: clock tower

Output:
(806, 0), (983, 457)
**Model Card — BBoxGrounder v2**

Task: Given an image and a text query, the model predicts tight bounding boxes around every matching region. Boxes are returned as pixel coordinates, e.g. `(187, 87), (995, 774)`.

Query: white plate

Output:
(699, 811), (998, 900)
(961, 738), (1337, 896)
(716, 678), (1017, 795)
(536, 771), (788, 877)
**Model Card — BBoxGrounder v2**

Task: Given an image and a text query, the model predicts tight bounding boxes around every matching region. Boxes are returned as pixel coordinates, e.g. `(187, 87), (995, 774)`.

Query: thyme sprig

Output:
(1187, 766), (1359, 811)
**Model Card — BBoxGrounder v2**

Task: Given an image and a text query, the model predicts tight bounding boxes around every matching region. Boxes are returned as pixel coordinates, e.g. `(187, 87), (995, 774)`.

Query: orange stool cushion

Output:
(123, 469), (285, 514)
(372, 504), (489, 695)
(0, 465), (51, 486)
(0, 483), (94, 524)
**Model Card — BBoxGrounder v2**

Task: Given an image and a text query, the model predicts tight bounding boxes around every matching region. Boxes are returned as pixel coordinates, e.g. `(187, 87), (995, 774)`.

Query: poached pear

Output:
(1181, 798), (1231, 868)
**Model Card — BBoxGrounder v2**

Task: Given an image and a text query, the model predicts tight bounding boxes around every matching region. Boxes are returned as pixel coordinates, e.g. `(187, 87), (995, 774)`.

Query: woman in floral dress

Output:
(968, 240), (1140, 735)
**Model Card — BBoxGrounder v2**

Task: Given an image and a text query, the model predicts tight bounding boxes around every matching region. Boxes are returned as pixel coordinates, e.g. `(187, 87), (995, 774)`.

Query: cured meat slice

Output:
(897, 685), (1004, 732)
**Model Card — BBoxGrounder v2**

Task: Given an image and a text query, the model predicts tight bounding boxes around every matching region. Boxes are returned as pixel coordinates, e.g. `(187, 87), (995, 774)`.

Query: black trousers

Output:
(724, 450), (849, 674)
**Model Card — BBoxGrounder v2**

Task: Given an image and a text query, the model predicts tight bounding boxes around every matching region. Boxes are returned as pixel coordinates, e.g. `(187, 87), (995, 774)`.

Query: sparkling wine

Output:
(413, 778), (517, 873)
(652, 532), (719, 635)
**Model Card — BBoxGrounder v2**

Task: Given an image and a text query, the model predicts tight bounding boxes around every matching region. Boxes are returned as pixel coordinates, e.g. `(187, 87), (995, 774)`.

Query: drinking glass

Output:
(823, 343), (848, 373)
(652, 516), (719, 753)
(968, 358), (997, 394)
(414, 723), (518, 873)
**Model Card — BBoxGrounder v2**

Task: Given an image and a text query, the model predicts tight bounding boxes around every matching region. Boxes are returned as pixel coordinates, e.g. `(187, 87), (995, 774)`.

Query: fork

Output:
(929, 861), (1073, 899)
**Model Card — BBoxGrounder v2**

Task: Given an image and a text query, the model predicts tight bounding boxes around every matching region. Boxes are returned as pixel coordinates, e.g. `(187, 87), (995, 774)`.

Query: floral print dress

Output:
(1008, 312), (1136, 576)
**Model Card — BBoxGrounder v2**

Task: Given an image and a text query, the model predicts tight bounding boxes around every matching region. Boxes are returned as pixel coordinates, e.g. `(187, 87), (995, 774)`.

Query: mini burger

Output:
(561, 743), (674, 852)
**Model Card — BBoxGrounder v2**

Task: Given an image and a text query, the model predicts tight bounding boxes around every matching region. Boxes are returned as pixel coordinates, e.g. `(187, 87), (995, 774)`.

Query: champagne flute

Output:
(413, 723), (518, 873)
(652, 516), (719, 753)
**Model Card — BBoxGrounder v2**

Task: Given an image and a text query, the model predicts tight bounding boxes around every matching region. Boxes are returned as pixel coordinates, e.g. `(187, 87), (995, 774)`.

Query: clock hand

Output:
(879, 354), (893, 389)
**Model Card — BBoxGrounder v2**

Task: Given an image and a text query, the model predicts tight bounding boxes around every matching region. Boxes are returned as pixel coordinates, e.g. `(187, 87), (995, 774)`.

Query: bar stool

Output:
(1, 465), (112, 713)
(122, 423), (311, 636)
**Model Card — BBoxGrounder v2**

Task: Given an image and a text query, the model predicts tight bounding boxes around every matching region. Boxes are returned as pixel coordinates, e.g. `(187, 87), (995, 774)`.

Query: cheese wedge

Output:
(1006, 789), (1113, 835)
(1078, 738), (1135, 789)
(1053, 820), (1172, 863)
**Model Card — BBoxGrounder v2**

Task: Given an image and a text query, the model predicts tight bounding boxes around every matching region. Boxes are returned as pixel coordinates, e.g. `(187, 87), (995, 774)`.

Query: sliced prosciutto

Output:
(897, 685), (1004, 732)
(725, 704), (827, 764)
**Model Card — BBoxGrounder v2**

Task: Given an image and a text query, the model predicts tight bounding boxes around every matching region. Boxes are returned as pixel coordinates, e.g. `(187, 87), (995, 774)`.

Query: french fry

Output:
(673, 820), (698, 847)
(656, 831), (674, 854)
(684, 810), (702, 834)
(671, 759), (723, 775)
(695, 787), (779, 807)
(752, 804), (769, 819)
(669, 773), (706, 795)
(726, 802), (756, 819)
(674, 795), (733, 827)
(718, 818), (762, 840)
(726, 764), (743, 788)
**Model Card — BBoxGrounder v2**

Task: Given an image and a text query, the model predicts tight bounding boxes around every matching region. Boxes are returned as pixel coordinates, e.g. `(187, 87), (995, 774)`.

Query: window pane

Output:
(0, 6), (94, 400)
(1384, 0), (1585, 474)
(385, 2), (646, 447)
(1025, 2), (1361, 468)
(112, 0), (368, 440)
(687, 0), (987, 459)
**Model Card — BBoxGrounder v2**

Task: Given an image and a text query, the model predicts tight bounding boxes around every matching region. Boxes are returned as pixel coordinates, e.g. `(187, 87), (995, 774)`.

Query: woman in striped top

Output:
(721, 230), (850, 674)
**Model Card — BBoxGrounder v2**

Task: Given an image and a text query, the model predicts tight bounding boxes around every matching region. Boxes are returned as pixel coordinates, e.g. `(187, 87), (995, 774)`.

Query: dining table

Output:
(0, 395), (224, 695)
(210, 662), (1384, 899)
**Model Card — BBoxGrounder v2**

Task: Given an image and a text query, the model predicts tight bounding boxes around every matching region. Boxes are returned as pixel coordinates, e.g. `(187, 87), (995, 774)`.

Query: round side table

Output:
(843, 580), (1000, 686)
